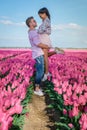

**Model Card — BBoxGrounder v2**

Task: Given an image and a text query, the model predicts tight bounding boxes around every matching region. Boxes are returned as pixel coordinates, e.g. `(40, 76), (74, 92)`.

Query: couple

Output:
(26, 7), (64, 96)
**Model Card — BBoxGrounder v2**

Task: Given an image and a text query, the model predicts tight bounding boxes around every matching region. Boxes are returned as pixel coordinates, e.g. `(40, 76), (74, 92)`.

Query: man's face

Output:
(30, 18), (37, 28)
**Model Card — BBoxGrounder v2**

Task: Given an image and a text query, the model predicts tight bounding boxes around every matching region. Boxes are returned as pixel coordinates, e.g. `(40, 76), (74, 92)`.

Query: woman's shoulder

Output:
(44, 17), (51, 27)
(45, 17), (50, 23)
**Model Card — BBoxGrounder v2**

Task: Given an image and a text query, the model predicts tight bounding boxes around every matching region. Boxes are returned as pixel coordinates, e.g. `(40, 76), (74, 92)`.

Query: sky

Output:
(0, 0), (87, 48)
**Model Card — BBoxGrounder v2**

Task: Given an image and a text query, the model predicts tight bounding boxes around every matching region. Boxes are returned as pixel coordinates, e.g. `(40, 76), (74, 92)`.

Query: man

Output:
(26, 17), (50, 96)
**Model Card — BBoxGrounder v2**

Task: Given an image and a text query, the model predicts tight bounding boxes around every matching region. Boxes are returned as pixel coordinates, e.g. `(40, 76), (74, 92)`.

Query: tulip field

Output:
(0, 48), (87, 130)
(47, 49), (87, 130)
(0, 49), (35, 130)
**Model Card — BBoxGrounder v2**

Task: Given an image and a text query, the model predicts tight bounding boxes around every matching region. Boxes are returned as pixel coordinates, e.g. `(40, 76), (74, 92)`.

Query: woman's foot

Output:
(42, 72), (52, 81)
(55, 47), (65, 54)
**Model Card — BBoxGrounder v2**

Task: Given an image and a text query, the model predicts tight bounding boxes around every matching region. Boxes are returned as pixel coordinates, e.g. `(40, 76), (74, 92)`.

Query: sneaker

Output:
(42, 72), (52, 81)
(34, 90), (44, 96)
(46, 72), (52, 77)
(40, 88), (43, 92)
(42, 74), (47, 81)
(55, 47), (65, 54)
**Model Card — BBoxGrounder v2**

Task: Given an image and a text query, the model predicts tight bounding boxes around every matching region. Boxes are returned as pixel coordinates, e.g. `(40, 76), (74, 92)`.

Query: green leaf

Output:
(47, 104), (54, 108)
(55, 122), (70, 130)
(60, 117), (67, 121)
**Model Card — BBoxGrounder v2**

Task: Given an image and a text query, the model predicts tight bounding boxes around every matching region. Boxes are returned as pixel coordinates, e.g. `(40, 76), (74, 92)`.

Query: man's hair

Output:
(26, 16), (34, 27)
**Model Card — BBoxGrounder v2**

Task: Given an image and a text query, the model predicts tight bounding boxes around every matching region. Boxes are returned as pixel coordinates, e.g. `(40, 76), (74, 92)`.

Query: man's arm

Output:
(31, 30), (50, 49)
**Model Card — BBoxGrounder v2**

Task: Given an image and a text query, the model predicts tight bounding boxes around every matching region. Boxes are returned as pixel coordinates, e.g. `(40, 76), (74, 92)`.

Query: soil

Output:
(23, 93), (59, 130)
(23, 81), (60, 130)
(23, 95), (51, 130)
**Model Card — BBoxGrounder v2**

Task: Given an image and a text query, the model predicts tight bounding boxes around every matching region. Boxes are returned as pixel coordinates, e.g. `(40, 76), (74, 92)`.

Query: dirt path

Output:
(23, 95), (53, 130)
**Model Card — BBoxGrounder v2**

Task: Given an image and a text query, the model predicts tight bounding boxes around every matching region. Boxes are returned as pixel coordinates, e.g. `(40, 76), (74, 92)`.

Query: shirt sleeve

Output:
(32, 31), (41, 45)
(38, 18), (51, 35)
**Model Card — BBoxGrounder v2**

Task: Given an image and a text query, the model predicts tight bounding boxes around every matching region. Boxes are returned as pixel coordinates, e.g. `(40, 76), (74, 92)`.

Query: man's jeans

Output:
(35, 55), (44, 85)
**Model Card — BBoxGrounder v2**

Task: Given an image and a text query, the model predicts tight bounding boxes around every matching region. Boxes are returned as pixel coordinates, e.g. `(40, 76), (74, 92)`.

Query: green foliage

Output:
(45, 81), (64, 112)
(55, 122), (71, 130)
(21, 84), (33, 107)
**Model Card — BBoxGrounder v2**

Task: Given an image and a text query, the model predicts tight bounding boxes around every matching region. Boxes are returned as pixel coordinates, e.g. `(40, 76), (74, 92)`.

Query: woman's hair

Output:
(38, 7), (50, 20)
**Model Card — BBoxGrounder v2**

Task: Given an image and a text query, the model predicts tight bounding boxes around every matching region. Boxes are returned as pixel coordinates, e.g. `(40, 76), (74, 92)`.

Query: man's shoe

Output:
(34, 90), (44, 96)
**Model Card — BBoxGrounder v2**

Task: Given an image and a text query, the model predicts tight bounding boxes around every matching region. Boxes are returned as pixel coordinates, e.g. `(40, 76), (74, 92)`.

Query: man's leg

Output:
(34, 55), (44, 95)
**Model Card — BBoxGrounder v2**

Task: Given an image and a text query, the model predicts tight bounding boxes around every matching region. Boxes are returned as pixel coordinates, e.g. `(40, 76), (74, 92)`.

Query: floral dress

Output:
(38, 17), (52, 47)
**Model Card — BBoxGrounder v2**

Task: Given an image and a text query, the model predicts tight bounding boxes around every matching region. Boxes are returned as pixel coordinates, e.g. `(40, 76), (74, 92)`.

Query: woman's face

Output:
(39, 13), (47, 20)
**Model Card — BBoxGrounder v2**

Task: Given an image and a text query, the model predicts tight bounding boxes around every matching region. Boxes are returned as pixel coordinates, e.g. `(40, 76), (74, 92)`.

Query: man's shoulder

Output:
(29, 29), (38, 38)
(29, 29), (37, 34)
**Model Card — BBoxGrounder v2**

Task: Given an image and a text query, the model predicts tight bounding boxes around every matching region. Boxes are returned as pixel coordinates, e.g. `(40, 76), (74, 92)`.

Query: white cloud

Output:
(51, 23), (87, 48)
(0, 20), (13, 25)
(0, 19), (87, 48)
(52, 23), (82, 31)
(0, 19), (25, 26)
(0, 19), (85, 31)
(0, 16), (10, 19)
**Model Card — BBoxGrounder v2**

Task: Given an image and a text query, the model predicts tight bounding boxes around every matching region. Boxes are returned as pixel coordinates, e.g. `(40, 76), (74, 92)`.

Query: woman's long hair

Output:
(38, 7), (51, 20)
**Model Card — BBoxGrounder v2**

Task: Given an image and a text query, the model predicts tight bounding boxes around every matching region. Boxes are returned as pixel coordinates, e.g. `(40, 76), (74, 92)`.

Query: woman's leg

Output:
(48, 51), (56, 57)
(42, 50), (56, 74)
(41, 49), (56, 81)
(48, 47), (65, 57)
(42, 49), (49, 74)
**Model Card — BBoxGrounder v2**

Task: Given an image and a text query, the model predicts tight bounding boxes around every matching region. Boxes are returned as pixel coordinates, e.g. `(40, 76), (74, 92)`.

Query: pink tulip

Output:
(63, 109), (67, 115)
(84, 106), (87, 113)
(72, 106), (79, 117)
(78, 95), (86, 106)
(63, 94), (67, 101)
(4, 99), (11, 109)
(54, 87), (62, 94)
(79, 114), (87, 130)
(69, 110), (73, 118)
(68, 123), (74, 128)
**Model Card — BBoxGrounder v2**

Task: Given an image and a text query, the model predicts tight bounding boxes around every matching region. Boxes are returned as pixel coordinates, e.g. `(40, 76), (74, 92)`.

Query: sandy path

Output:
(23, 95), (53, 130)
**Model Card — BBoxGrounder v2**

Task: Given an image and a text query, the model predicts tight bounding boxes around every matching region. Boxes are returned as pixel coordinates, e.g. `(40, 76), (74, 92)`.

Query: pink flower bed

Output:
(0, 49), (31, 60)
(49, 50), (87, 129)
(0, 49), (35, 130)
(0, 48), (87, 130)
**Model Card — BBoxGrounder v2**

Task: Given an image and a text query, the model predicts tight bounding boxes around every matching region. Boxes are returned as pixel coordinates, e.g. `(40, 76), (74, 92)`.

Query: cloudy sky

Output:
(0, 0), (87, 48)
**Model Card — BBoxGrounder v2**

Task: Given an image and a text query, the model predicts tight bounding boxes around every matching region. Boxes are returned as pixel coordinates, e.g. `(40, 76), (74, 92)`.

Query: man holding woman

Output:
(26, 7), (64, 96)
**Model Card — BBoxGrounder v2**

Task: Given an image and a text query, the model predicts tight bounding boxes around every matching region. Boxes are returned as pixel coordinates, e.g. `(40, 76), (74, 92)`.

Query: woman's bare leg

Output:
(43, 49), (49, 74)
(43, 50), (56, 74)
(48, 51), (56, 57)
